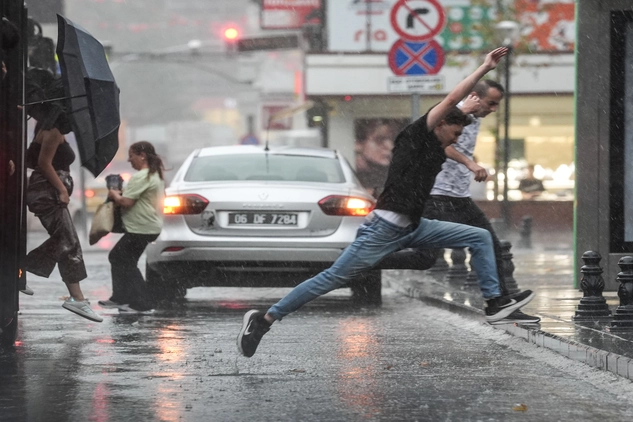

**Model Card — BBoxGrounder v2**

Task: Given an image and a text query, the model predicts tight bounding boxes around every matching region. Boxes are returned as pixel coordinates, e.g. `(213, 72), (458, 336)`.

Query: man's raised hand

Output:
(483, 47), (509, 71)
(461, 94), (481, 115)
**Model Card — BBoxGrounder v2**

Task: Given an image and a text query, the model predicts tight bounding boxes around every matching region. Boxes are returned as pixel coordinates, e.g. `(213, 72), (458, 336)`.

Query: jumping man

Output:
(237, 47), (535, 358)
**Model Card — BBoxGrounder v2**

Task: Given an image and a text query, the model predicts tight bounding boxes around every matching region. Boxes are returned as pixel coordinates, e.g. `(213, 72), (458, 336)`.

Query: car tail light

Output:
(85, 189), (95, 198)
(318, 195), (375, 216)
(163, 194), (209, 215)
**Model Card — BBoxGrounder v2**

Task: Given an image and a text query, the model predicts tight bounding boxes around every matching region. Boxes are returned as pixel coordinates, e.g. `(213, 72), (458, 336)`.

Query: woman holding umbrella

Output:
(24, 68), (102, 322)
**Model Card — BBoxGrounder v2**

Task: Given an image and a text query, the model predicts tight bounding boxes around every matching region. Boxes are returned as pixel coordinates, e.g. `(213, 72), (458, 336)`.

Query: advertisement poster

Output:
(327, 0), (575, 53)
(354, 118), (410, 197)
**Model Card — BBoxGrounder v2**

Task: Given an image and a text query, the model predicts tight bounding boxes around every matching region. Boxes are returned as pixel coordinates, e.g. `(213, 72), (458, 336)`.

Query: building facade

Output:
(306, 0), (576, 203)
(575, 0), (633, 289)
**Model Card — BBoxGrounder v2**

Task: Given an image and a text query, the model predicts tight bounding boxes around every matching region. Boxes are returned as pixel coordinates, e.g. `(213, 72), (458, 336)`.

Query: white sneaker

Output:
(20, 284), (34, 295)
(63, 298), (104, 322)
(117, 304), (155, 315)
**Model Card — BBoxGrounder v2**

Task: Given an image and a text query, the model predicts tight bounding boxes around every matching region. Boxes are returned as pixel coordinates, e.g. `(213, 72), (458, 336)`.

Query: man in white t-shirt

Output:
(423, 79), (540, 325)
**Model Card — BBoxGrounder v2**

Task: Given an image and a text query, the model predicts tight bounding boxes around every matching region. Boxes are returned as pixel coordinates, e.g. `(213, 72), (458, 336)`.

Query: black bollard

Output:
(610, 256), (633, 331)
(517, 215), (533, 249)
(429, 248), (449, 272)
(574, 251), (611, 320)
(445, 248), (469, 282)
(464, 253), (479, 289)
(500, 240), (520, 295)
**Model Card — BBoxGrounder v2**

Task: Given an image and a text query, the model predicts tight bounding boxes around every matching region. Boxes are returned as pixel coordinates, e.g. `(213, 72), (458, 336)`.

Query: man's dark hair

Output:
(1, 17), (20, 51)
(473, 79), (505, 98)
(443, 106), (472, 127)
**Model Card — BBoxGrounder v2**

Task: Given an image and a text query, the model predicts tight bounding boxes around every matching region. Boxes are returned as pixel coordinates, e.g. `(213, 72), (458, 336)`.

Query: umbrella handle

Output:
(21, 94), (87, 107)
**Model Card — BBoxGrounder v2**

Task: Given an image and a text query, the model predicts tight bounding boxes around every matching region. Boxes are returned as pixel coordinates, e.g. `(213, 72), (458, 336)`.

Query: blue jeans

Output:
(267, 213), (501, 320)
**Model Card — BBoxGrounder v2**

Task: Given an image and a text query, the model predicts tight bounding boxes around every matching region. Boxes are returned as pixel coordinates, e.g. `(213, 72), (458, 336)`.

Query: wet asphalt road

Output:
(3, 245), (633, 421)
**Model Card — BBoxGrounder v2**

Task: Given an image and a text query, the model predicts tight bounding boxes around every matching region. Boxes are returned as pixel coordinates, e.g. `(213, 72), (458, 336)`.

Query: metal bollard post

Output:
(445, 248), (469, 282)
(574, 251), (611, 320)
(464, 253), (479, 289)
(429, 248), (449, 272)
(610, 256), (633, 331)
(500, 240), (520, 295)
(517, 215), (532, 249)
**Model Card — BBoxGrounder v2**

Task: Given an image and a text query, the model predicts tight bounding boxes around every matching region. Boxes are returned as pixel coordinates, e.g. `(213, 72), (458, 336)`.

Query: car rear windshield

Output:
(184, 154), (345, 183)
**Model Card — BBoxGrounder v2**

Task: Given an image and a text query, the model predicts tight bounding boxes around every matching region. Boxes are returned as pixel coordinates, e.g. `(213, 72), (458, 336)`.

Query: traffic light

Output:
(222, 25), (240, 55)
(307, 100), (328, 129)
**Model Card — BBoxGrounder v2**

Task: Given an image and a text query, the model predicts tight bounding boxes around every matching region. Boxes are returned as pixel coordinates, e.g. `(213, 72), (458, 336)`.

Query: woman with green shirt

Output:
(99, 141), (165, 313)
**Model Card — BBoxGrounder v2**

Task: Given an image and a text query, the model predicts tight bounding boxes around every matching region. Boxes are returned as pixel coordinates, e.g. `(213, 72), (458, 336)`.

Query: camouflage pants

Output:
(25, 169), (87, 284)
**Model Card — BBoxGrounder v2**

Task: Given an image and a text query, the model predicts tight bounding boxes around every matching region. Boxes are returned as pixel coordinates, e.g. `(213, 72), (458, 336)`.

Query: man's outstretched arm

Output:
(444, 146), (488, 182)
(427, 47), (507, 130)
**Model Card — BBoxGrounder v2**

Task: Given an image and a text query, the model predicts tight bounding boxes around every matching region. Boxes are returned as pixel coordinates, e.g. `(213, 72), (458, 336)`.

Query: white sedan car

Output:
(145, 145), (435, 305)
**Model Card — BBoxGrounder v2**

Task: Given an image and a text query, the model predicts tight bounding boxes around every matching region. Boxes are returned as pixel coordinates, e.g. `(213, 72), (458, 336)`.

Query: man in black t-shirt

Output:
(237, 47), (535, 358)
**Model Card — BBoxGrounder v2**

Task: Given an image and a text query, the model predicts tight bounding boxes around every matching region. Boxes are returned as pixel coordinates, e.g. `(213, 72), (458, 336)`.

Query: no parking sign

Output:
(387, 0), (446, 90)
(388, 39), (444, 76)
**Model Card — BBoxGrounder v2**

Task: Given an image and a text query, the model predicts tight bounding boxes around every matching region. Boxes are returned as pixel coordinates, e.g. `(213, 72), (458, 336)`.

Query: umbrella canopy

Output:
(56, 14), (120, 177)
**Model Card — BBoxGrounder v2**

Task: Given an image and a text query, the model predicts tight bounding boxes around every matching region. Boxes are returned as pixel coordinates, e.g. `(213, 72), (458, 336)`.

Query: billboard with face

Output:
(354, 117), (409, 197)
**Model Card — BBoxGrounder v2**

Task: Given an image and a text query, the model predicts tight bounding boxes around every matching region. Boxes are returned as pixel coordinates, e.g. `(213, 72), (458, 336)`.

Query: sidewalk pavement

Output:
(385, 229), (633, 381)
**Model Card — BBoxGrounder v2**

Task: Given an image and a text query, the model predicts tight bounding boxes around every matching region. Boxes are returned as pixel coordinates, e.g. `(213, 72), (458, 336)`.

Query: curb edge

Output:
(394, 283), (633, 381)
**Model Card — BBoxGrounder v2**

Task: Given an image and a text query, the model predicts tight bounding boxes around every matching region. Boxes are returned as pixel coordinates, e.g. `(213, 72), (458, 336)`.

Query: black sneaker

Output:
(485, 290), (535, 323)
(237, 310), (271, 358)
(98, 299), (125, 309)
(489, 310), (541, 325)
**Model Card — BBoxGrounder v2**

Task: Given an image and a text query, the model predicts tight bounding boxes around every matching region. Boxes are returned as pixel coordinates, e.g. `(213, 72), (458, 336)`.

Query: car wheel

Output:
(350, 270), (382, 306)
(146, 264), (187, 306)
(0, 312), (18, 348)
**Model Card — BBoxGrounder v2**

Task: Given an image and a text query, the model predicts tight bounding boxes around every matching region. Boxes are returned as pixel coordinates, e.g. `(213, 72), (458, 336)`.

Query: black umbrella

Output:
(56, 14), (120, 177)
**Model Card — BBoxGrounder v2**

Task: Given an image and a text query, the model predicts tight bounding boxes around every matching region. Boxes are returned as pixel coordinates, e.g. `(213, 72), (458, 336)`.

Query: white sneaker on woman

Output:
(63, 298), (103, 322)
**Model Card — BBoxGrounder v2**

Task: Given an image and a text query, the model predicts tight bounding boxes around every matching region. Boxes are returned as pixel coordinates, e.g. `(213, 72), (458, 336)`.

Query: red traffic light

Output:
(223, 27), (239, 41)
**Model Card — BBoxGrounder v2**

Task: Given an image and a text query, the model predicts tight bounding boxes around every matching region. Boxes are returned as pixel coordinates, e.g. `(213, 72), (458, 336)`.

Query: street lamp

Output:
(495, 20), (520, 229)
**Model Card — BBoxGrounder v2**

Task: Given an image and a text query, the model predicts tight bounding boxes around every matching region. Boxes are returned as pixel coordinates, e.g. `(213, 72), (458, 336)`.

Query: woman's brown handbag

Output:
(89, 201), (124, 245)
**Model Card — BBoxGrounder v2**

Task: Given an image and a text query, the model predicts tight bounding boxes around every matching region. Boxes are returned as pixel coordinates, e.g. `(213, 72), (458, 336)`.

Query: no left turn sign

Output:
(390, 0), (446, 42)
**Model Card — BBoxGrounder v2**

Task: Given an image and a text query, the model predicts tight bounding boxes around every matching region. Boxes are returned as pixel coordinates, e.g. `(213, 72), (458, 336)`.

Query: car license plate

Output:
(228, 212), (298, 226)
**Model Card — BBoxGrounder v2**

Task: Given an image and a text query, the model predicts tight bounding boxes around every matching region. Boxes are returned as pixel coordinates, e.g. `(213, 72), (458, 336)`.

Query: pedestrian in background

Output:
(238, 47), (535, 358)
(423, 79), (540, 324)
(99, 141), (165, 314)
(519, 164), (546, 200)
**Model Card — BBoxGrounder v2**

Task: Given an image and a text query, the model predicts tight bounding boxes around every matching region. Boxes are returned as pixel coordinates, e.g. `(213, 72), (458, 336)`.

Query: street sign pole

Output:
(411, 93), (420, 121)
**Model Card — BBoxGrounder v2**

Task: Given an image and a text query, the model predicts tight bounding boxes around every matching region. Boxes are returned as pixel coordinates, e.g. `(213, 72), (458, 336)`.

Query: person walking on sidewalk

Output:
(98, 141), (165, 314)
(237, 47), (535, 358)
(422, 79), (540, 325)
